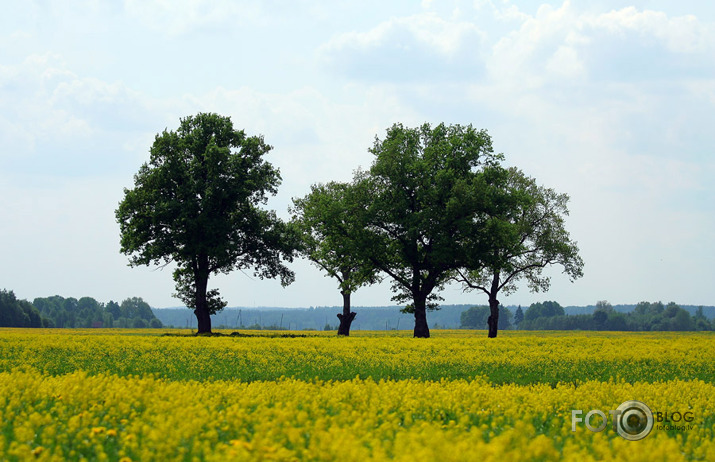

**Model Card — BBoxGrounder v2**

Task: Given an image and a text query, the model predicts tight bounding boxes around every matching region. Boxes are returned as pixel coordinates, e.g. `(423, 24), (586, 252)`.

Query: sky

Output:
(1, 0), (714, 310)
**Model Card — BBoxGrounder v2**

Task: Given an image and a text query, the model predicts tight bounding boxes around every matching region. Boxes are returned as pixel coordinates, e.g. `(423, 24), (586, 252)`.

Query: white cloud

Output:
(485, 2), (715, 87)
(593, 7), (714, 54)
(545, 44), (585, 78)
(0, 54), (173, 176)
(320, 12), (486, 82)
(122, 0), (256, 36)
(0, 55), (90, 157)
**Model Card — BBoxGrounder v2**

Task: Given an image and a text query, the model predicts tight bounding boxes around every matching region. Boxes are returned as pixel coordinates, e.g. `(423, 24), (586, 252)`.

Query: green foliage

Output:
(0, 289), (47, 327)
(460, 306), (489, 329)
(455, 168), (583, 325)
(524, 301), (565, 321)
(460, 305), (512, 329)
(106, 301), (121, 319)
(121, 297), (155, 321)
(594, 300), (613, 313)
(32, 295), (161, 328)
(116, 113), (298, 329)
(351, 122), (504, 336)
(519, 301), (711, 332)
(635, 301), (664, 315)
(291, 181), (379, 296)
(514, 306), (524, 327)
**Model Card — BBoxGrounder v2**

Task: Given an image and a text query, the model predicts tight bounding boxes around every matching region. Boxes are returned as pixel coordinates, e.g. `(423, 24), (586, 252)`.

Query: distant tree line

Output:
(0, 290), (50, 327)
(154, 305), (470, 331)
(510, 300), (712, 331)
(0, 290), (163, 328)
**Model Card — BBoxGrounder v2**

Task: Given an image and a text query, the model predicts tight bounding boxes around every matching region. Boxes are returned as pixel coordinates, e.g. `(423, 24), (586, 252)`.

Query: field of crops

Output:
(1, 329), (713, 461)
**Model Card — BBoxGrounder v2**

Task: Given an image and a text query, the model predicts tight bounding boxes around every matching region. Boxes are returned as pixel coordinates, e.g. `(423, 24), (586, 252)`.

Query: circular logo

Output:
(615, 400), (654, 441)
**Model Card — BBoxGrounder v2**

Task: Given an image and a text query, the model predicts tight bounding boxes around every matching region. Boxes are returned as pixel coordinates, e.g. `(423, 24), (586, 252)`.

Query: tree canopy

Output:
(455, 167), (584, 337)
(116, 113), (298, 333)
(524, 301), (565, 321)
(352, 122), (504, 337)
(0, 289), (47, 327)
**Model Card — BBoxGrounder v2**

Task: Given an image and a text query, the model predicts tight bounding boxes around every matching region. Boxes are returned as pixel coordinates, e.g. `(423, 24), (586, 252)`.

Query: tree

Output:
(635, 301), (664, 316)
(460, 306), (490, 329)
(106, 301), (121, 320)
(514, 305), (524, 328)
(693, 306), (712, 331)
(593, 310), (608, 328)
(524, 301), (565, 321)
(354, 122), (504, 337)
(594, 300), (613, 313)
(498, 307), (513, 330)
(0, 290), (45, 327)
(116, 113), (298, 333)
(291, 181), (379, 336)
(455, 168), (583, 338)
(120, 297), (154, 321)
(663, 303), (695, 331)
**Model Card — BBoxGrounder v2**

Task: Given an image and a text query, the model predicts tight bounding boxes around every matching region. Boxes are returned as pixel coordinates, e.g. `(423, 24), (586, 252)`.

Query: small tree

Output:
(120, 297), (154, 320)
(514, 305), (524, 328)
(291, 181), (379, 336)
(594, 300), (614, 313)
(455, 168), (583, 338)
(116, 113), (298, 333)
(693, 307), (712, 331)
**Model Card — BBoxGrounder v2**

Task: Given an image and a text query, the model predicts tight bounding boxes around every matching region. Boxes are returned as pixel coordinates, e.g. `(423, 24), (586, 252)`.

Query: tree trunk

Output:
(194, 272), (212, 334)
(487, 295), (499, 338)
(487, 271), (500, 338)
(337, 291), (356, 336)
(413, 294), (430, 338)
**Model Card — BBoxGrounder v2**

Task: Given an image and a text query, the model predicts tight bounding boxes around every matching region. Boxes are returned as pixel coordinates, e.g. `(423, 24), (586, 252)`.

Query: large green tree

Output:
(455, 168), (583, 338)
(116, 113), (297, 333)
(290, 181), (379, 336)
(355, 122), (504, 338)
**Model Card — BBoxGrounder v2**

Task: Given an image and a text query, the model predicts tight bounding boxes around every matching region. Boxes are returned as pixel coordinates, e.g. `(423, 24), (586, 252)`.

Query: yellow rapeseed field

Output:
(0, 329), (713, 461)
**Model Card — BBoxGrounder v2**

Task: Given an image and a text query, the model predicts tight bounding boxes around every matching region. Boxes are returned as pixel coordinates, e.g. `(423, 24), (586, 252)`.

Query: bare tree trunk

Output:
(337, 291), (356, 336)
(413, 294), (430, 338)
(487, 295), (499, 338)
(487, 271), (500, 338)
(194, 271), (212, 334)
